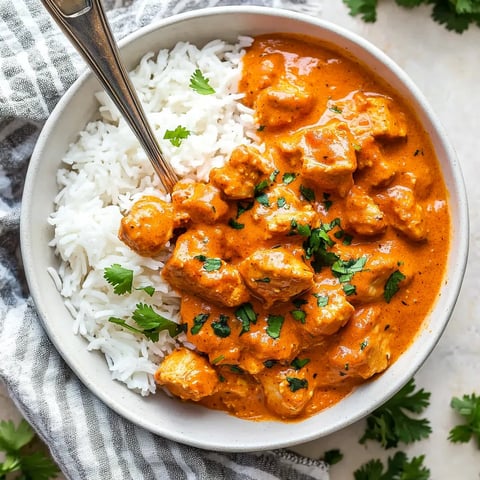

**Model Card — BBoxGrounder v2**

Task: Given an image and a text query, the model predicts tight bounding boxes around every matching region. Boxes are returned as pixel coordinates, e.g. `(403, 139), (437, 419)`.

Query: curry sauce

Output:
(119, 34), (450, 421)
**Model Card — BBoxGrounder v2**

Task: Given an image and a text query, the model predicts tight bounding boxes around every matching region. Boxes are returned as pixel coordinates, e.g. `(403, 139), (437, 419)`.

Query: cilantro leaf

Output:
(211, 314), (231, 338)
(190, 313), (209, 335)
(109, 303), (183, 341)
(163, 125), (190, 147)
(290, 357), (310, 370)
(266, 314), (285, 339)
(384, 270), (406, 302)
(0, 420), (59, 480)
(136, 285), (155, 297)
(189, 69), (215, 94)
(194, 255), (222, 272)
(104, 264), (133, 295)
(332, 256), (368, 283)
(286, 377), (308, 392)
(354, 451), (430, 480)
(343, 0), (378, 22)
(321, 448), (344, 466)
(448, 393), (480, 447)
(235, 303), (258, 335)
(360, 378), (431, 448)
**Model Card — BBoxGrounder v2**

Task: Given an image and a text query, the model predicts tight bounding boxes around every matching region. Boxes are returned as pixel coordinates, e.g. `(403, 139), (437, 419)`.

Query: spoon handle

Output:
(41, 0), (179, 193)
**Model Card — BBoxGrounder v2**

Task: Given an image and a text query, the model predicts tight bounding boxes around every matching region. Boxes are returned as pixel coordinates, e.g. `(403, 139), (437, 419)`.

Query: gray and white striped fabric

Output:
(0, 0), (330, 478)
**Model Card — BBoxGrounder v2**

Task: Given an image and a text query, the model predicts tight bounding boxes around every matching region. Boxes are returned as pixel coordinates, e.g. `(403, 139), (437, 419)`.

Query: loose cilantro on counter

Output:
(343, 0), (480, 33)
(360, 378), (431, 448)
(354, 451), (430, 480)
(320, 448), (344, 466)
(0, 419), (59, 480)
(448, 393), (480, 447)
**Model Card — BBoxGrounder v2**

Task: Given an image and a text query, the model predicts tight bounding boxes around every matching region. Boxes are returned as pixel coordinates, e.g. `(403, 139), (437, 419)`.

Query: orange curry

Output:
(119, 34), (450, 421)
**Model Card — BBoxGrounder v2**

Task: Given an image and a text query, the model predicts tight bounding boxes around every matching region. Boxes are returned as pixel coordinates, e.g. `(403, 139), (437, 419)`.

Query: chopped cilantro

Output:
(286, 377), (308, 392)
(332, 256), (367, 283)
(211, 314), (231, 338)
(343, 283), (357, 296)
(277, 197), (287, 208)
(313, 293), (329, 307)
(256, 193), (270, 207)
(300, 184), (315, 202)
(291, 309), (307, 323)
(291, 357), (311, 370)
(254, 277), (271, 283)
(266, 314), (285, 339)
(194, 255), (222, 272)
(190, 313), (209, 335)
(235, 302), (258, 335)
(263, 359), (277, 368)
(282, 172), (297, 184)
(228, 218), (245, 229)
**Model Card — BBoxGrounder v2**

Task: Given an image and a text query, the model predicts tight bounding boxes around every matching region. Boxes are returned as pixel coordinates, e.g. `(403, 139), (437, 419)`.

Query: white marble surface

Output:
(285, 2), (480, 478)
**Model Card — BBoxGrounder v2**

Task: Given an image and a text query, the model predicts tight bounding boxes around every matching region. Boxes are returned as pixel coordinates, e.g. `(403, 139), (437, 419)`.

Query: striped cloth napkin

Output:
(0, 0), (329, 478)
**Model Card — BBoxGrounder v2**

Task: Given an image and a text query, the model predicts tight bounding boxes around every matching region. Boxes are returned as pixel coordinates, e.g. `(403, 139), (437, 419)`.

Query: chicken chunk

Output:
(251, 185), (319, 237)
(154, 347), (219, 402)
(118, 196), (174, 257)
(172, 180), (229, 225)
(334, 246), (411, 305)
(355, 136), (396, 188)
(282, 120), (357, 197)
(344, 185), (386, 236)
(238, 248), (314, 307)
(254, 78), (315, 128)
(257, 366), (313, 418)
(329, 306), (391, 379)
(302, 281), (355, 337)
(377, 185), (427, 241)
(209, 145), (274, 200)
(162, 227), (250, 308)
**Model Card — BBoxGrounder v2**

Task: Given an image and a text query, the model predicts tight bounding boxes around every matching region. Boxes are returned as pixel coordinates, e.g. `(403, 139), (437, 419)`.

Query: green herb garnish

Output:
(266, 314), (285, 339)
(211, 314), (231, 338)
(286, 377), (308, 392)
(163, 125), (190, 147)
(189, 69), (215, 94)
(448, 393), (480, 447)
(384, 270), (406, 303)
(104, 264), (133, 295)
(190, 313), (209, 335)
(235, 302), (258, 335)
(194, 255), (222, 272)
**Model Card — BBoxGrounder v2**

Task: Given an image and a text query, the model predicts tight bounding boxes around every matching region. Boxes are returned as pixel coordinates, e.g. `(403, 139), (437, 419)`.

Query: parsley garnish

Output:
(286, 377), (308, 392)
(360, 378), (431, 448)
(109, 303), (183, 341)
(448, 393), (480, 447)
(384, 270), (406, 303)
(194, 255), (222, 272)
(266, 314), (284, 339)
(211, 314), (231, 338)
(235, 302), (258, 335)
(189, 69), (215, 94)
(0, 419), (59, 480)
(104, 264), (133, 295)
(354, 451), (430, 480)
(163, 125), (190, 147)
(190, 313), (209, 335)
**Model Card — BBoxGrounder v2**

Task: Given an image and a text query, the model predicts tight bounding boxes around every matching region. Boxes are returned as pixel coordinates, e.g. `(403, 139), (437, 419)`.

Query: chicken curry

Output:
(118, 34), (450, 421)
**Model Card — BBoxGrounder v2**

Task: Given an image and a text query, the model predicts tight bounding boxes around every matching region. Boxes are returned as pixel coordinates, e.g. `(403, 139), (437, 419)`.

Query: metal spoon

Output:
(41, 0), (179, 193)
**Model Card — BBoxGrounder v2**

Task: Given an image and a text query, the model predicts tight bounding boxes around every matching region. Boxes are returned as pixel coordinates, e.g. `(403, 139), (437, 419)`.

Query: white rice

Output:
(48, 38), (257, 396)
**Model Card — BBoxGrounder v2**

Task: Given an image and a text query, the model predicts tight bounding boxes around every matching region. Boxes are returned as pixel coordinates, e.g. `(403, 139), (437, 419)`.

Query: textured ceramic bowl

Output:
(20, 6), (468, 451)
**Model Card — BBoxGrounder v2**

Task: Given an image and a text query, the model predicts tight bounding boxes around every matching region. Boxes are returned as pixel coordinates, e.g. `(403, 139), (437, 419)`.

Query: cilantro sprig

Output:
(109, 303), (183, 341)
(343, 0), (480, 33)
(360, 378), (431, 448)
(448, 393), (480, 447)
(104, 264), (133, 295)
(0, 419), (59, 480)
(163, 125), (190, 147)
(189, 69), (216, 94)
(354, 451), (430, 480)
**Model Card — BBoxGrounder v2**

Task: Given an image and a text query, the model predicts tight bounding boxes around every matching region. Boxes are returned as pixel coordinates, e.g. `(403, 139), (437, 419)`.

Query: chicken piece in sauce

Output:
(238, 248), (314, 307)
(162, 227), (250, 308)
(118, 196), (174, 257)
(209, 145), (274, 200)
(154, 347), (219, 402)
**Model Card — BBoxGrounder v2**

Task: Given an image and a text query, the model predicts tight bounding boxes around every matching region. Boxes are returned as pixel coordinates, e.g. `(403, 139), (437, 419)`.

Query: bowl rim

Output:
(20, 5), (469, 451)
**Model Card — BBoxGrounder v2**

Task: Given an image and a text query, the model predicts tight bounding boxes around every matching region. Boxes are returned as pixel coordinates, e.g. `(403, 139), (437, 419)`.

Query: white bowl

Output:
(20, 6), (468, 451)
